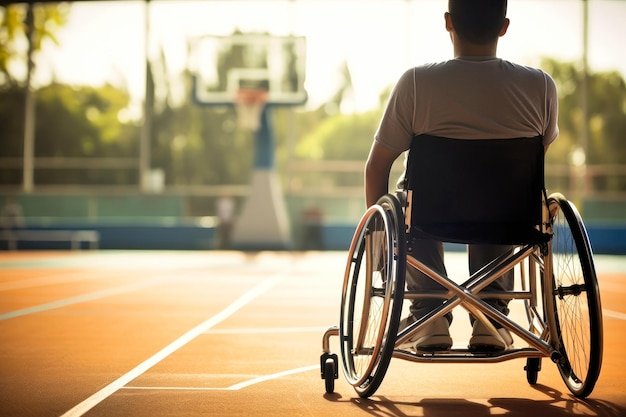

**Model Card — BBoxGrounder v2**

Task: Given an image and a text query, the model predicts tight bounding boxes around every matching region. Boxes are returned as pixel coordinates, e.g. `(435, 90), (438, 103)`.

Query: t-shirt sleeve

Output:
(373, 68), (416, 153)
(543, 72), (559, 146)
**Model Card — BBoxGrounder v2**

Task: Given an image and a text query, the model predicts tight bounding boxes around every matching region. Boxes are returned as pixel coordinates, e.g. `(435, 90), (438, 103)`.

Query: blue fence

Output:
(3, 221), (625, 254)
(1, 193), (625, 253)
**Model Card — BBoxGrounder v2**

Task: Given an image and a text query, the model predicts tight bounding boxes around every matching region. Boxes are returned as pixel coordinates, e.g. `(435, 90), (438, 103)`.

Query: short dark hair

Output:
(448, 0), (508, 44)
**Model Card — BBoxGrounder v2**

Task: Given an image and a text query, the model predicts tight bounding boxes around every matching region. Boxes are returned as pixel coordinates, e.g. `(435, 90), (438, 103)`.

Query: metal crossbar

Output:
(394, 245), (560, 363)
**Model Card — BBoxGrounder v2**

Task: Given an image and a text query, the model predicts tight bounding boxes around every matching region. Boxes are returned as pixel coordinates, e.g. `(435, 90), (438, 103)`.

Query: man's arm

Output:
(364, 141), (403, 207)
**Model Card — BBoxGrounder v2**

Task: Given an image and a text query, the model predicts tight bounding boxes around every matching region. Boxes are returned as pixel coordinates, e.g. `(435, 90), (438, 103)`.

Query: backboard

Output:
(190, 33), (307, 106)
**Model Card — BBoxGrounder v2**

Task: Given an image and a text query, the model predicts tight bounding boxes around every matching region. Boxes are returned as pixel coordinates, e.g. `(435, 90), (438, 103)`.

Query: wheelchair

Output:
(320, 135), (603, 399)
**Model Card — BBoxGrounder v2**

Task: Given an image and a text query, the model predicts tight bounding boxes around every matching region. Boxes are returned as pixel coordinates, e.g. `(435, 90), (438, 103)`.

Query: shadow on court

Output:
(323, 384), (626, 417)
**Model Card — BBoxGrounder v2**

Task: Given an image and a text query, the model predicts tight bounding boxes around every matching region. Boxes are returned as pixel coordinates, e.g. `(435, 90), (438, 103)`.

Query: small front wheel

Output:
(324, 359), (336, 393)
(320, 352), (338, 394)
(525, 357), (541, 385)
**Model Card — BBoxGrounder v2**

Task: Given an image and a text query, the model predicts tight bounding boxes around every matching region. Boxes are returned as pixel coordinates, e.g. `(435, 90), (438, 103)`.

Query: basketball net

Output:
(235, 88), (268, 132)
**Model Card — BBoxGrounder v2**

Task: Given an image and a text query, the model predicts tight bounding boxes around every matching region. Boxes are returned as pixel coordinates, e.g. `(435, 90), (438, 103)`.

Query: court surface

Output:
(1, 250), (625, 417)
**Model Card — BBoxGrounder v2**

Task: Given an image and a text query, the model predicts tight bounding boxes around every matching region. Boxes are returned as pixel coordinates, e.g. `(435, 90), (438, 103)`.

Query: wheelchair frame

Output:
(320, 137), (603, 400)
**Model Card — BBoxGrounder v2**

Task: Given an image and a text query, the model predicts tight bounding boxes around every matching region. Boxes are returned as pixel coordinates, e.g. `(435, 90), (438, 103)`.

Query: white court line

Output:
(603, 309), (626, 321)
(0, 276), (174, 320)
(60, 274), (283, 417)
(229, 364), (318, 390)
(205, 326), (327, 334)
(122, 365), (319, 391)
(0, 271), (106, 292)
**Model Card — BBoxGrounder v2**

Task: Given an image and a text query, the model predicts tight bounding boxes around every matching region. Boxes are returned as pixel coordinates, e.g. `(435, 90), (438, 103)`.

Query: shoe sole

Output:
(415, 335), (453, 352)
(468, 335), (509, 352)
(468, 343), (506, 352)
(416, 345), (453, 353)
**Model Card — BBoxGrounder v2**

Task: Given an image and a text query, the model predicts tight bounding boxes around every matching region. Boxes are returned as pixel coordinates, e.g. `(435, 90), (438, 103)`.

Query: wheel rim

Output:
(341, 208), (392, 386)
(339, 195), (405, 397)
(549, 196), (603, 396)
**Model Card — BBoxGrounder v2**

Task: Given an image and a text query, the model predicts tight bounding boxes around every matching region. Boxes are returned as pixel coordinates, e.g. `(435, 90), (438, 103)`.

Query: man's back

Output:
(374, 57), (559, 152)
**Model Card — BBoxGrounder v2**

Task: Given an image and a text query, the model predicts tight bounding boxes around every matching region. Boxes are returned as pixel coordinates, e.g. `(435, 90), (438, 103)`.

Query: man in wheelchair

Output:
(365, 0), (559, 353)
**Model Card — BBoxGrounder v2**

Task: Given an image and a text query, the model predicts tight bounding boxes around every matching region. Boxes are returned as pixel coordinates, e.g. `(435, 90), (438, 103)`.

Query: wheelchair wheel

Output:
(339, 194), (406, 398)
(547, 193), (603, 398)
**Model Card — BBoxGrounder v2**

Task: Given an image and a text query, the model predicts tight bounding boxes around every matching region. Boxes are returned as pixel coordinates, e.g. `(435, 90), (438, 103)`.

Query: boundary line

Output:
(0, 276), (173, 320)
(603, 309), (626, 321)
(60, 274), (283, 417)
(204, 326), (327, 334)
(229, 364), (318, 390)
(121, 364), (319, 391)
(0, 271), (100, 292)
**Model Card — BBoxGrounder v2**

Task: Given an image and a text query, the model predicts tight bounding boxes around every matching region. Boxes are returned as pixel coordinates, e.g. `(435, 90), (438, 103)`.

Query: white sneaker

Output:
(398, 315), (452, 352)
(469, 320), (513, 352)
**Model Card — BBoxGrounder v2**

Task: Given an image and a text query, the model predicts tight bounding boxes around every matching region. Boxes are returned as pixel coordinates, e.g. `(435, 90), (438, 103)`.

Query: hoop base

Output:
(231, 169), (291, 250)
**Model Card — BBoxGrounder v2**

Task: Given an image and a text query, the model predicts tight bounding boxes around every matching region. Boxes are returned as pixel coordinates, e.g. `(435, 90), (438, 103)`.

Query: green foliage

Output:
(0, 3), (69, 85)
(541, 58), (626, 168)
(588, 71), (626, 165)
(0, 85), (24, 157)
(295, 110), (382, 161)
(0, 82), (141, 185)
(44, 83), (138, 185)
(36, 83), (136, 156)
(152, 103), (253, 187)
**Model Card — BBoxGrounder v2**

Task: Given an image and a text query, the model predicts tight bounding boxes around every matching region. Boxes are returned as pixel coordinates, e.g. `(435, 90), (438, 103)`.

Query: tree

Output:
(541, 58), (626, 192)
(0, 3), (68, 86)
(0, 81), (139, 185)
(541, 58), (626, 165)
(295, 110), (381, 162)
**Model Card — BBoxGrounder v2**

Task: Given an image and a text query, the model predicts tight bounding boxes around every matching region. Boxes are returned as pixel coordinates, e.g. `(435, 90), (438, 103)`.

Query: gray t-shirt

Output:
(375, 57), (559, 152)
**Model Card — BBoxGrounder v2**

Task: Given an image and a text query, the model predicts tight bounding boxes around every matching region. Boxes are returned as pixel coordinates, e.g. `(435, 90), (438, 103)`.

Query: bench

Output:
(1, 229), (100, 250)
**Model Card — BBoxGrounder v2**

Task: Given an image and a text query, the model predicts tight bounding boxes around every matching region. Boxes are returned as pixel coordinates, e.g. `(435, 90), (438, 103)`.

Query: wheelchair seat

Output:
(405, 134), (551, 246)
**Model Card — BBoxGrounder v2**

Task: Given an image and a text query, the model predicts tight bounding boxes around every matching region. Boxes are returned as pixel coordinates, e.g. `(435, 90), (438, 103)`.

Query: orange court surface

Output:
(1, 250), (625, 417)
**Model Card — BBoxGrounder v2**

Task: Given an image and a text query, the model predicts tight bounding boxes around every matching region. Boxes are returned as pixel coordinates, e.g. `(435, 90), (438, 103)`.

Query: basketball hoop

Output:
(235, 88), (268, 132)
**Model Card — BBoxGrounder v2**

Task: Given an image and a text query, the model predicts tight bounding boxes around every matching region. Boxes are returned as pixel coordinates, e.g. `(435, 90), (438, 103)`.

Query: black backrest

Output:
(405, 134), (550, 245)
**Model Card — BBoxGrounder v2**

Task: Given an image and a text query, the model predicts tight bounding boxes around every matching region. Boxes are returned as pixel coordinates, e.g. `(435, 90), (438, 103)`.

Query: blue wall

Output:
(4, 221), (625, 255)
(585, 224), (626, 255)
(320, 223), (626, 255)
